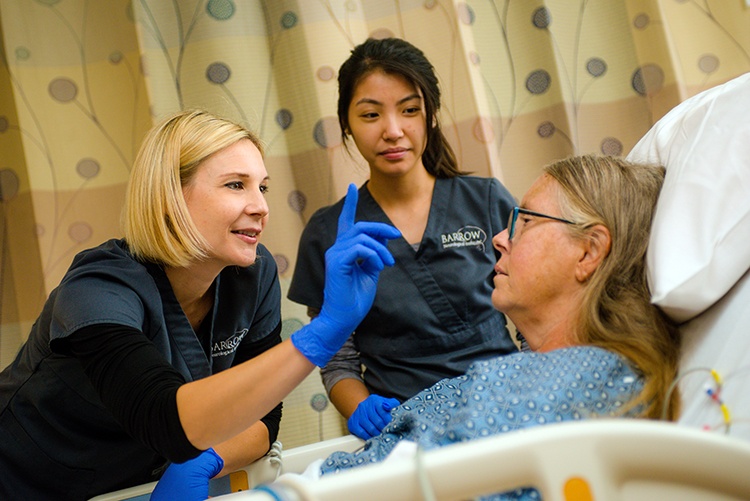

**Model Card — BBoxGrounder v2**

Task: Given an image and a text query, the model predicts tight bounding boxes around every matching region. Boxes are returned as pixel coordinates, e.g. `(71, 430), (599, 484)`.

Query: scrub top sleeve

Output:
(320, 334), (364, 393)
(61, 323), (202, 463)
(260, 402), (282, 445)
(51, 273), (146, 341)
(288, 209), (336, 310)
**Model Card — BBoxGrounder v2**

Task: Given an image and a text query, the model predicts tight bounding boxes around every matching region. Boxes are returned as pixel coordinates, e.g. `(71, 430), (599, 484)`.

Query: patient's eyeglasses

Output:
(507, 206), (576, 241)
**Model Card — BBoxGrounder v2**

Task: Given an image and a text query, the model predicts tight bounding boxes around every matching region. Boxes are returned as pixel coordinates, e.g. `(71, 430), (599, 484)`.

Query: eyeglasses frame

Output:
(507, 206), (576, 240)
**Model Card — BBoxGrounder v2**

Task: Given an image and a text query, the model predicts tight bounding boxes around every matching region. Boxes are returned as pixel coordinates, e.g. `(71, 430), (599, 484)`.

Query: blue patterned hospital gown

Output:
(320, 346), (644, 500)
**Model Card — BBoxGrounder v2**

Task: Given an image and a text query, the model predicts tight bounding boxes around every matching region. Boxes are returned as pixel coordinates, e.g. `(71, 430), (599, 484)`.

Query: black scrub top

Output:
(289, 176), (518, 400)
(0, 239), (281, 500)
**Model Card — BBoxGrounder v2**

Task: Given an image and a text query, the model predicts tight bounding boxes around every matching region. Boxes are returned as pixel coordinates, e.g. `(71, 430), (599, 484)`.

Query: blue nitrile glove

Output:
(348, 394), (401, 440)
(150, 448), (224, 501)
(292, 184), (400, 366)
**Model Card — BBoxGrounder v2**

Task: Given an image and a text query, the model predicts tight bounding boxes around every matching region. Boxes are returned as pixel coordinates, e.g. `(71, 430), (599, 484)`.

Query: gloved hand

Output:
(150, 448), (224, 501)
(348, 394), (401, 440)
(292, 184), (400, 366)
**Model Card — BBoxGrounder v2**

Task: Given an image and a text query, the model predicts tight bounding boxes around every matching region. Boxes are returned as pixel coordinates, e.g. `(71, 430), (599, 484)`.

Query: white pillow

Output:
(627, 72), (750, 323)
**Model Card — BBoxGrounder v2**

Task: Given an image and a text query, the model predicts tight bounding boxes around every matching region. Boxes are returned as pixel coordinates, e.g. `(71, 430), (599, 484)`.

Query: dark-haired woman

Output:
(289, 38), (518, 440)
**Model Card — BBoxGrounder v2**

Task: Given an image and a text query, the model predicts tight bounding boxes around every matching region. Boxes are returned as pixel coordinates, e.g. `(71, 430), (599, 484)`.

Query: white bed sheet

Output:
(676, 267), (750, 438)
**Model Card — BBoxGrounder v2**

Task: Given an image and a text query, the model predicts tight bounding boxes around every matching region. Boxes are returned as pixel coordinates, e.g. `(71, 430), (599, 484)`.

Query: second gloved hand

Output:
(292, 184), (400, 366)
(150, 448), (224, 501)
(347, 394), (401, 440)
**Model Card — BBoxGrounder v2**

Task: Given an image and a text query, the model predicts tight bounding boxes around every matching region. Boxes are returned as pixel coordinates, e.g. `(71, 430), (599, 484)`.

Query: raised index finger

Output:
(337, 183), (358, 236)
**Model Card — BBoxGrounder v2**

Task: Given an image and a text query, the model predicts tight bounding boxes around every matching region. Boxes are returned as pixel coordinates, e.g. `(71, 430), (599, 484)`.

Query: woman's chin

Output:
(224, 250), (258, 269)
(490, 289), (508, 314)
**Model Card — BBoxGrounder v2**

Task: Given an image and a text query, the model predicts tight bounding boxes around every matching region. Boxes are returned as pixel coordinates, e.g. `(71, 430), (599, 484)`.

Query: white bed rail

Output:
(88, 435), (364, 500)
(215, 419), (750, 501)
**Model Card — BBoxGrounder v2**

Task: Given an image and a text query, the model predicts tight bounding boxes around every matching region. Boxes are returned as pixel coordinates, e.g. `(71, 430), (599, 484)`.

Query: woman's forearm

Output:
(212, 420), (271, 476)
(329, 378), (371, 419)
(177, 340), (312, 450)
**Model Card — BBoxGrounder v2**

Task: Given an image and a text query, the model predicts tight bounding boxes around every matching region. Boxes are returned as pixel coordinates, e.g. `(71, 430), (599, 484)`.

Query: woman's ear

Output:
(575, 224), (611, 282)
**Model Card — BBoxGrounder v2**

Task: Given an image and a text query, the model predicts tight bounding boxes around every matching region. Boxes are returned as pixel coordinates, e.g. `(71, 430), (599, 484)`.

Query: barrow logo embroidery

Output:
(440, 225), (487, 251)
(212, 328), (248, 357)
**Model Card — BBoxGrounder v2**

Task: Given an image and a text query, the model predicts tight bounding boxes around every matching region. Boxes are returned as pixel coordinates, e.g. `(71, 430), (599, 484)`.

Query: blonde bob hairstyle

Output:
(545, 154), (680, 421)
(123, 110), (263, 267)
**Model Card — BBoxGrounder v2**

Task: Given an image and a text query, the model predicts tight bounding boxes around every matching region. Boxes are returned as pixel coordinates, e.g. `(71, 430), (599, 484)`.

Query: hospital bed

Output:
(91, 72), (750, 501)
(88, 435), (366, 501)
(88, 419), (750, 501)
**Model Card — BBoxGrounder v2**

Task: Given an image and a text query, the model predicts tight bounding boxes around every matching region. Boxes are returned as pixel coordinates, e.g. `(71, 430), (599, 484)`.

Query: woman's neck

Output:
(366, 167), (435, 206)
(512, 303), (581, 353)
(165, 264), (218, 330)
(367, 169), (436, 245)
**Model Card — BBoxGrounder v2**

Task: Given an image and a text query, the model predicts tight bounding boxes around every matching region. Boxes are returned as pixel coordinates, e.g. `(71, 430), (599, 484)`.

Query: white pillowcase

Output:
(627, 72), (750, 323)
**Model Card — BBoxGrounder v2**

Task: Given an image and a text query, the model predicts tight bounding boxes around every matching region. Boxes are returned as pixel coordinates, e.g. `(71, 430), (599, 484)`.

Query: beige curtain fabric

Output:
(1, 0), (748, 448)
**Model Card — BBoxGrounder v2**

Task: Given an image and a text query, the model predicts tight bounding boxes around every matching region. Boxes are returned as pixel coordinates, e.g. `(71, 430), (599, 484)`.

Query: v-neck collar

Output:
(359, 178), (449, 256)
(144, 262), (219, 380)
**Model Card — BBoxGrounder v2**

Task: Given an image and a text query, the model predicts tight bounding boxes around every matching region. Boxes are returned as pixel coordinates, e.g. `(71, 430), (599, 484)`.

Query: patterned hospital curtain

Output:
(0, 0), (154, 372)
(0, 0), (749, 449)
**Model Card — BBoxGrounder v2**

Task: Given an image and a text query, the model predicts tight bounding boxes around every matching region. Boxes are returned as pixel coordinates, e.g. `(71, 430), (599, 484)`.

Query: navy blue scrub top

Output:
(0, 239), (281, 500)
(289, 176), (518, 400)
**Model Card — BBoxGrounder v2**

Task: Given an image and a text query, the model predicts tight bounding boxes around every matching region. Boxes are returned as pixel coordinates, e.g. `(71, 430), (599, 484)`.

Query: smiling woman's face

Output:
(182, 139), (269, 272)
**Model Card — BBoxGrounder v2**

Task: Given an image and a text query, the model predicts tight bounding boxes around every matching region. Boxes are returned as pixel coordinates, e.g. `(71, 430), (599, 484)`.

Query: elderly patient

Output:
(319, 154), (681, 497)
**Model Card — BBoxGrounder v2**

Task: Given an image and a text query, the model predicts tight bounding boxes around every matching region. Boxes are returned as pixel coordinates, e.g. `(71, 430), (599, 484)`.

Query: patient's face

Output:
(491, 175), (583, 350)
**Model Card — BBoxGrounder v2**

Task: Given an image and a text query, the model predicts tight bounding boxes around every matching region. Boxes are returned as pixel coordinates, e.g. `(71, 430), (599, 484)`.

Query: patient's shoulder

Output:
(467, 346), (639, 383)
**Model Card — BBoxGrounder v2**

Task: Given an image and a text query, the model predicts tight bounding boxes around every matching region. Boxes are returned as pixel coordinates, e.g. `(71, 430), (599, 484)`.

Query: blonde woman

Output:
(0, 110), (399, 500)
(289, 38), (518, 440)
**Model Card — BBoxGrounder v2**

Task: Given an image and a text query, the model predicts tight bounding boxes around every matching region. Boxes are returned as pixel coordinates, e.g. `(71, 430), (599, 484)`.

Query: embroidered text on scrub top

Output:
(440, 225), (487, 251)
(212, 328), (249, 358)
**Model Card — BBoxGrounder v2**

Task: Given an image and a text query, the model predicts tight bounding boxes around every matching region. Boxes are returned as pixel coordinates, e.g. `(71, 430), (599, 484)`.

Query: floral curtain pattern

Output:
(1, 0), (748, 448)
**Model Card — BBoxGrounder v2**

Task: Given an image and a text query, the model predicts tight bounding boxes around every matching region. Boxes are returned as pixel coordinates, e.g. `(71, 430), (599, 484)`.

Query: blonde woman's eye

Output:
(226, 181), (244, 190)
(260, 185), (269, 195)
